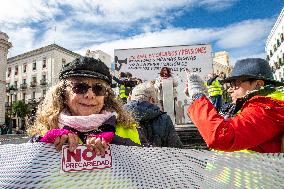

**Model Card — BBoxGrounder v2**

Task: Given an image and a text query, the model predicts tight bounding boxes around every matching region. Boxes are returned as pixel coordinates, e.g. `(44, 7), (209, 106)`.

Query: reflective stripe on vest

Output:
(208, 80), (223, 96)
(266, 90), (284, 101)
(119, 85), (128, 98)
(115, 123), (141, 145)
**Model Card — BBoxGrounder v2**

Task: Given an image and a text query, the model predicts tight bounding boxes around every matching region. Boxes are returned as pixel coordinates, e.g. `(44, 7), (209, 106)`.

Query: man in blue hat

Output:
(185, 58), (284, 153)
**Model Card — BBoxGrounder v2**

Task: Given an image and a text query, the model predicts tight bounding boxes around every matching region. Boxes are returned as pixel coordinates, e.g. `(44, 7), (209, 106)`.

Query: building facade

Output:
(0, 32), (12, 125)
(265, 8), (284, 81)
(86, 49), (111, 68)
(6, 44), (80, 129)
(213, 51), (232, 77)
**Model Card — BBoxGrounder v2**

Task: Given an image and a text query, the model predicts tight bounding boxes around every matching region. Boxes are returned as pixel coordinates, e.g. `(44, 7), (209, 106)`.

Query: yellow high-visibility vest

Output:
(207, 80), (223, 96)
(115, 123), (141, 145)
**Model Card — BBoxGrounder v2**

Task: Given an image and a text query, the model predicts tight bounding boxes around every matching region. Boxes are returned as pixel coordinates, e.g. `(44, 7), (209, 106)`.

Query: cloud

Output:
(1, 0), (267, 64)
(0, 0), (59, 24)
(198, 0), (238, 11)
(215, 19), (274, 49)
(4, 27), (37, 57)
(77, 18), (273, 64)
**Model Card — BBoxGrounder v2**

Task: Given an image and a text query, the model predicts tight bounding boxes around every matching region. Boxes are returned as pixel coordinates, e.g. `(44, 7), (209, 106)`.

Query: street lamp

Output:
(7, 85), (16, 134)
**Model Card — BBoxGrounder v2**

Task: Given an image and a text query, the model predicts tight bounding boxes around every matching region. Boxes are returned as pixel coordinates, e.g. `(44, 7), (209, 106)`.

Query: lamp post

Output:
(8, 85), (16, 134)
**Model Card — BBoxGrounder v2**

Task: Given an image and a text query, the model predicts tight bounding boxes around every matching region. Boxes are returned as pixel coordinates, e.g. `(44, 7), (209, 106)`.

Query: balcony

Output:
(40, 79), (48, 86)
(28, 98), (37, 104)
(6, 85), (17, 93)
(30, 81), (37, 88)
(5, 102), (10, 108)
(20, 83), (28, 90)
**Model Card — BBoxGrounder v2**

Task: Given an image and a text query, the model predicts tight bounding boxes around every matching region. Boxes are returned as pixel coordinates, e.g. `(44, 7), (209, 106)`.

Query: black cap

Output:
(59, 56), (112, 84)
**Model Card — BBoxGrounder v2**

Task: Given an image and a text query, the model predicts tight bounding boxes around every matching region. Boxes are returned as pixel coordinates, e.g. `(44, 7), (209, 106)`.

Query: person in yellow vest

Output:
(112, 72), (137, 103)
(28, 57), (142, 155)
(205, 73), (223, 111)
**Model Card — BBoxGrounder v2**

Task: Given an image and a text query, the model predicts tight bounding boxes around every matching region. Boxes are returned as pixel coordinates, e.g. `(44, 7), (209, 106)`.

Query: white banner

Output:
(114, 44), (213, 124)
(0, 143), (283, 189)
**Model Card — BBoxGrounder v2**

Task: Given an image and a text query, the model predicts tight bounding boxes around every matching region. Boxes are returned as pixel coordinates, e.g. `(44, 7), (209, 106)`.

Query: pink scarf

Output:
(58, 109), (114, 132)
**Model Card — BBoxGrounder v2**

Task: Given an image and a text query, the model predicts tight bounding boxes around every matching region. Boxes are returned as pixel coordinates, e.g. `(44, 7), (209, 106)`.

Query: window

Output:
(14, 81), (18, 89)
(281, 33), (284, 42)
(43, 57), (47, 68)
(266, 55), (270, 61)
(62, 58), (66, 64)
(8, 67), (11, 77)
(42, 74), (46, 81)
(23, 79), (26, 84)
(32, 76), (37, 83)
(15, 66), (18, 75)
(32, 60), (36, 70)
(273, 44), (277, 52)
(277, 39), (281, 47)
(32, 91), (36, 99)
(43, 89), (46, 96)
(23, 64), (27, 73)
(22, 93), (26, 101)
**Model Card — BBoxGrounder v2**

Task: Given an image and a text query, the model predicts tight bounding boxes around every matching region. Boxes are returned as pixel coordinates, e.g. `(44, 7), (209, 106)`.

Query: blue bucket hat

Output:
(222, 58), (284, 86)
(59, 56), (112, 84)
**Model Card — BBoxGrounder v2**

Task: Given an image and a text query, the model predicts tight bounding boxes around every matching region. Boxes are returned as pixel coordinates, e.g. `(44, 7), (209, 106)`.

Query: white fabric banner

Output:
(0, 143), (283, 189)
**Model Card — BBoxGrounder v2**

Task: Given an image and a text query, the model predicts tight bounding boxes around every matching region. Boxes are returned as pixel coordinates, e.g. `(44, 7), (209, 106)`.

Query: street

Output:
(0, 134), (29, 145)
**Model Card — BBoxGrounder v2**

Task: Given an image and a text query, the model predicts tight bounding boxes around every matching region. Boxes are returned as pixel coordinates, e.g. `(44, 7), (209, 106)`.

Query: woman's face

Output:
(161, 68), (169, 77)
(65, 77), (109, 116)
(228, 79), (258, 103)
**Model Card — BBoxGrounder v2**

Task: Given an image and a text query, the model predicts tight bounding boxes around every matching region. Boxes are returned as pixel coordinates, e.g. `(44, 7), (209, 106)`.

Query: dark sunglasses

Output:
(69, 82), (107, 96)
(229, 79), (255, 89)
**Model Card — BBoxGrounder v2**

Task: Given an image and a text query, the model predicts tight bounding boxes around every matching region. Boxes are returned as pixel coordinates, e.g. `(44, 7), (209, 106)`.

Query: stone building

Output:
(265, 8), (284, 81)
(212, 51), (232, 77)
(0, 32), (12, 126)
(86, 49), (111, 68)
(6, 44), (80, 130)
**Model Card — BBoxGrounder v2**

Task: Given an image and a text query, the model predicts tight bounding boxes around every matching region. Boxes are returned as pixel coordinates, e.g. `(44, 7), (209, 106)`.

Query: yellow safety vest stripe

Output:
(119, 85), (128, 98)
(266, 90), (284, 101)
(115, 123), (141, 145)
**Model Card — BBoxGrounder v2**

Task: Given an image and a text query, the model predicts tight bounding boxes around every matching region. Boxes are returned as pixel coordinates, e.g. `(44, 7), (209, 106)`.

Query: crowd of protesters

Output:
(25, 56), (284, 153)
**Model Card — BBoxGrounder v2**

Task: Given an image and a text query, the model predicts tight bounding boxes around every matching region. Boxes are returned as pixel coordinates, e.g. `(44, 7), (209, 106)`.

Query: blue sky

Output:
(0, 0), (283, 64)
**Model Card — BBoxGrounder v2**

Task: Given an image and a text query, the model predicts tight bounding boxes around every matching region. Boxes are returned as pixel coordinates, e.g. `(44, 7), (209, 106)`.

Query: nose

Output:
(83, 87), (96, 98)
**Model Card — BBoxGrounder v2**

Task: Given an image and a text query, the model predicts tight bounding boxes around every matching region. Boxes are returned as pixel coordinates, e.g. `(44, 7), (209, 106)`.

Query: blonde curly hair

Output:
(27, 80), (137, 136)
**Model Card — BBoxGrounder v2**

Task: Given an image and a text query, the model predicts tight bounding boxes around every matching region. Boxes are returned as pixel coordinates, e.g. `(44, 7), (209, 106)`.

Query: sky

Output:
(0, 0), (283, 65)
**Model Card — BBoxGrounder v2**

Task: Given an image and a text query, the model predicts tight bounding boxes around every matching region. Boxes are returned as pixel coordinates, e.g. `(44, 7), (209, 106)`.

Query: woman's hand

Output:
(86, 137), (108, 156)
(54, 132), (79, 152)
(40, 128), (79, 152)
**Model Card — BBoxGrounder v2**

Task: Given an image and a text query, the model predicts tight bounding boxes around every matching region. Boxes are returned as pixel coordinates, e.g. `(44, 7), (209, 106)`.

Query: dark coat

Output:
(125, 100), (183, 148)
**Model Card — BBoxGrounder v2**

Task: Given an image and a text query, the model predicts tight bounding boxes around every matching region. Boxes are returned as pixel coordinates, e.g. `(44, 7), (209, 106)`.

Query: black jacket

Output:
(125, 100), (183, 148)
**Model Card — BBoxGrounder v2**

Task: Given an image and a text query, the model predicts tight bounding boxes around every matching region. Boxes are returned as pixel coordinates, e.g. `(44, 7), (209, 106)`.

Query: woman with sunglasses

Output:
(185, 58), (284, 153)
(28, 57), (141, 155)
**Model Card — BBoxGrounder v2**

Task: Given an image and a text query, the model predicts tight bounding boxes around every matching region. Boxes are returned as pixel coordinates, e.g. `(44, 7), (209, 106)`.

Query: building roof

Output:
(7, 44), (81, 63)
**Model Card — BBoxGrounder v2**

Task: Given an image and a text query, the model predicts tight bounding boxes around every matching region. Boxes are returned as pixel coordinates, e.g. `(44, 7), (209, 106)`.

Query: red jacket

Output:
(188, 95), (284, 153)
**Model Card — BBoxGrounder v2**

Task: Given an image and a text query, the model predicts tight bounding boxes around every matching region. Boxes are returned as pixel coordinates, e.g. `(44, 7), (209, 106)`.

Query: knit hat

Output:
(222, 58), (284, 86)
(59, 57), (112, 84)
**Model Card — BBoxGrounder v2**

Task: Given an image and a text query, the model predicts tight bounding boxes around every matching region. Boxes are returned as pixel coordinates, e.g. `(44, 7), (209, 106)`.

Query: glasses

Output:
(229, 79), (255, 89)
(68, 82), (108, 96)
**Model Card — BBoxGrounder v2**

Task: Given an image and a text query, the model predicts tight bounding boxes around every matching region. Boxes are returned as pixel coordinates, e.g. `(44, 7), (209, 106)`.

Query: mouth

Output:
(79, 103), (95, 107)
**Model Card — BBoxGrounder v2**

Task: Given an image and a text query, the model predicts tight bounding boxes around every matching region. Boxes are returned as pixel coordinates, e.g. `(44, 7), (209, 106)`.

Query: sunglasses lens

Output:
(72, 83), (89, 94)
(92, 84), (106, 96)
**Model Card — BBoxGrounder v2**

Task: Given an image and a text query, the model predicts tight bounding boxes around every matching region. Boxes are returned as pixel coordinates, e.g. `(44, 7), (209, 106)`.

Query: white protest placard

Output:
(114, 44), (213, 125)
(61, 145), (112, 172)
